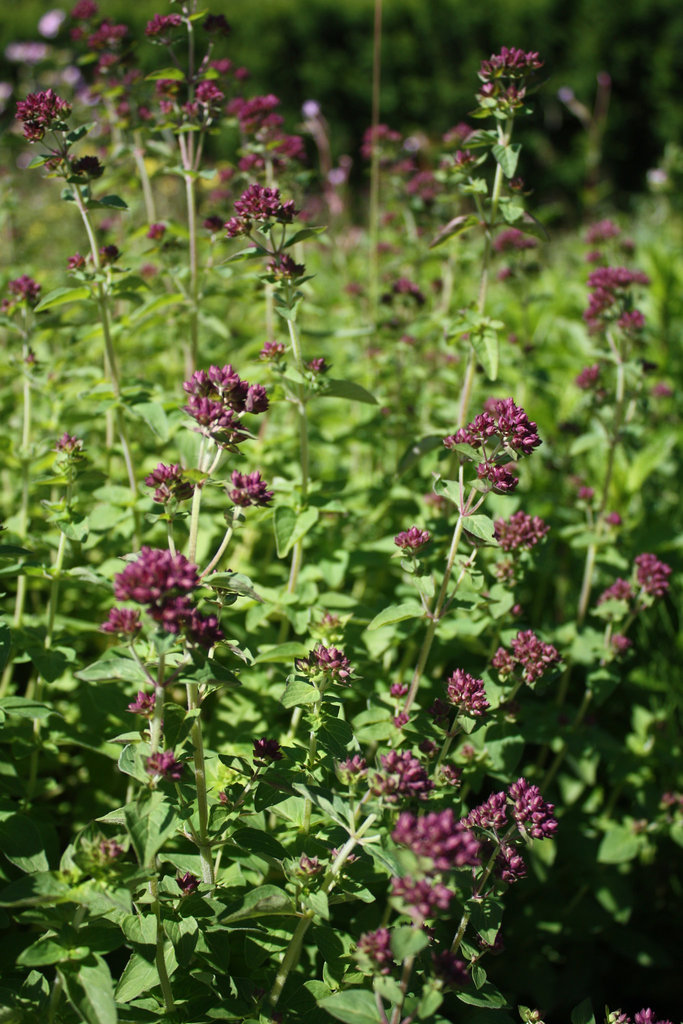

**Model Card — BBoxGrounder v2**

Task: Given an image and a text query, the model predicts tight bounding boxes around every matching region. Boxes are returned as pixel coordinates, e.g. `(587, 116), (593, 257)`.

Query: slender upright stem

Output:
(132, 129), (157, 224)
(368, 0), (383, 324)
(403, 511), (466, 713)
(186, 681), (215, 883)
(188, 436), (208, 564)
(389, 954), (416, 1024)
(284, 306), (310, 598)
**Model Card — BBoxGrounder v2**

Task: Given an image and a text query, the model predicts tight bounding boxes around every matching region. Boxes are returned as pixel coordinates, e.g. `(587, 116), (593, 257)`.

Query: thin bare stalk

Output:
(368, 0), (383, 324)
(284, 308), (310, 597)
(389, 954), (416, 1024)
(132, 129), (157, 224)
(186, 681), (215, 883)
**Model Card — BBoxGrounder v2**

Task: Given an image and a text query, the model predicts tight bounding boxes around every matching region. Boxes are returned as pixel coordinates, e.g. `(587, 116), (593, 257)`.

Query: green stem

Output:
(186, 681), (214, 883)
(150, 875), (176, 1015)
(368, 0), (383, 325)
(267, 913), (314, 1009)
(285, 311), (310, 598)
(389, 954), (415, 1024)
(132, 129), (157, 224)
(542, 687), (593, 790)
(184, 168), (199, 379)
(403, 511), (466, 713)
(451, 823), (517, 955)
(187, 436), (208, 564)
(150, 656), (166, 756)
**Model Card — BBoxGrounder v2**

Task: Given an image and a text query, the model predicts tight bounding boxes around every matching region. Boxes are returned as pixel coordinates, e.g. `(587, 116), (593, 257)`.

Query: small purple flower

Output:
(611, 634), (632, 654)
(127, 690), (155, 716)
(68, 253), (86, 271)
(493, 228), (537, 252)
(183, 609), (224, 648)
(55, 432), (84, 456)
(391, 875), (452, 923)
(309, 644), (352, 682)
(356, 928), (395, 974)
(635, 553), (672, 598)
(145, 463), (194, 505)
(146, 750), (184, 781)
(147, 222), (166, 241)
(253, 738), (283, 763)
(260, 340), (286, 361)
(496, 842), (527, 883)
(585, 220), (620, 245)
(477, 462), (519, 493)
(494, 510), (549, 551)
(598, 578), (634, 605)
(392, 809), (480, 870)
(432, 951), (469, 988)
(605, 512), (622, 526)
(101, 607), (142, 638)
(145, 13), (183, 38)
(393, 711), (410, 729)
(99, 838), (124, 859)
(337, 755), (368, 783)
(493, 630), (560, 684)
(268, 253), (305, 279)
(229, 470), (273, 507)
(5, 275), (41, 307)
(298, 853), (322, 876)
(177, 871), (199, 894)
(306, 357), (329, 375)
(394, 526), (430, 551)
(374, 750), (434, 802)
(446, 668), (489, 717)
(99, 244), (120, 266)
(391, 682), (408, 697)
(575, 363), (601, 389)
(465, 791), (508, 831)
(114, 548), (199, 608)
(16, 89), (71, 141)
(226, 184), (297, 237)
(508, 777), (557, 839)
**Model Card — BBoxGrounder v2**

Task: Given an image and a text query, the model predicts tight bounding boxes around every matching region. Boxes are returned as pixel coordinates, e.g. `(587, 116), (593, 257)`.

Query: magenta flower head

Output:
(395, 526), (430, 552)
(252, 738), (283, 764)
(465, 791), (508, 831)
(373, 750), (434, 803)
(145, 13), (183, 38)
(391, 876), (452, 923)
(229, 470), (273, 507)
(297, 644), (352, 684)
(4, 275), (41, 311)
(68, 253), (86, 271)
(575, 363), (601, 390)
(225, 184), (298, 238)
(598, 578), (634, 606)
(493, 630), (560, 685)
(494, 510), (549, 551)
(146, 750), (184, 781)
(145, 463), (194, 505)
(127, 690), (155, 716)
(336, 755), (368, 784)
(114, 548), (199, 608)
(176, 871), (199, 895)
(446, 668), (489, 717)
(493, 228), (537, 253)
(392, 809), (480, 871)
(508, 777), (557, 839)
(356, 928), (395, 975)
(432, 951), (470, 988)
(147, 222), (166, 241)
(101, 607), (142, 638)
(635, 553), (672, 598)
(16, 89), (71, 141)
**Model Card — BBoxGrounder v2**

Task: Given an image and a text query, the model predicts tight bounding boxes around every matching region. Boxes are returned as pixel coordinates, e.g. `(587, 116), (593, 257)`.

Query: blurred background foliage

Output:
(1, 0), (683, 217)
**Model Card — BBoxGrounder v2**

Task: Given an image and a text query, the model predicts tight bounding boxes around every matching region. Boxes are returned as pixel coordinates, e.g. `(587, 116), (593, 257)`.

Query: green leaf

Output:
(231, 827), (287, 861)
(0, 697), (56, 720)
(319, 989), (381, 1024)
(284, 226), (326, 246)
(397, 434), (444, 475)
(429, 213), (480, 249)
(17, 936), (72, 967)
(34, 286), (91, 312)
(0, 871), (71, 907)
(206, 571), (264, 603)
(165, 917), (198, 967)
(492, 142), (521, 178)
(470, 328), (499, 381)
(146, 66), (187, 81)
(0, 813), (50, 873)
(457, 981), (508, 1008)
(391, 926), (429, 959)
(597, 825), (640, 864)
(417, 986), (443, 1019)
(76, 651), (148, 684)
(221, 884), (295, 922)
(281, 679), (321, 709)
(60, 955), (117, 1024)
(367, 601), (423, 631)
(253, 642), (309, 664)
(115, 947), (177, 1003)
(463, 515), (498, 545)
(292, 783), (352, 829)
(274, 506), (319, 558)
(94, 194), (128, 210)
(130, 401), (169, 441)
(124, 791), (179, 866)
(467, 897), (504, 944)
(305, 889), (330, 920)
(571, 997), (596, 1024)
(324, 379), (378, 405)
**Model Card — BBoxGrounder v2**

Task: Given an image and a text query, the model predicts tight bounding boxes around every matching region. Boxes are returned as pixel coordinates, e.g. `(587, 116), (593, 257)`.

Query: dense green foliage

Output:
(0, 6), (682, 1024)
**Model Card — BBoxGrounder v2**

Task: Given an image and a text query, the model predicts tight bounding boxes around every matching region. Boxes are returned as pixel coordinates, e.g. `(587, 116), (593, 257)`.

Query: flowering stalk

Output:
(368, 0), (383, 324)
(576, 330), (626, 623)
(186, 680), (214, 883)
(132, 129), (157, 224)
(284, 297), (310, 596)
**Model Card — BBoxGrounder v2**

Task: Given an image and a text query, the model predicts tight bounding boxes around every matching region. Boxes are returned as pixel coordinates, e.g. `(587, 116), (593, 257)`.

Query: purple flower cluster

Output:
(575, 363), (601, 390)
(101, 607), (142, 639)
(268, 253), (305, 279)
(16, 89), (71, 141)
(635, 553), (672, 598)
(252, 738), (283, 763)
(394, 526), (430, 552)
(493, 228), (537, 253)
(598, 578), (634, 605)
(145, 13), (183, 38)
(496, 842), (527, 883)
(465, 791), (508, 831)
(432, 951), (470, 988)
(260, 340), (286, 362)
(393, 809), (480, 870)
(390, 875), (452, 922)
(183, 364), (267, 447)
(508, 778), (558, 839)
(127, 690), (155, 716)
(446, 668), (489, 717)
(177, 871), (199, 895)
(337, 755), (368, 783)
(229, 470), (273, 508)
(1, 275), (42, 315)
(585, 219), (621, 245)
(444, 398), (541, 495)
(477, 47), (543, 115)
(225, 184), (297, 238)
(584, 266), (650, 333)
(296, 644), (352, 683)
(145, 463), (194, 505)
(356, 928), (395, 974)
(381, 277), (426, 306)
(108, 547), (223, 648)
(492, 630), (560, 684)
(146, 750), (184, 781)
(360, 123), (402, 163)
(373, 750), (434, 803)
(494, 510), (549, 552)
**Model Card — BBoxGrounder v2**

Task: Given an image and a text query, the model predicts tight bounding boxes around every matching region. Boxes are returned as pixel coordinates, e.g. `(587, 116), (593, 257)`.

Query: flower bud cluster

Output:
(492, 630), (560, 684)
(372, 750), (434, 803)
(494, 510), (549, 551)
(445, 668), (489, 717)
(225, 184), (298, 238)
(16, 89), (71, 141)
(145, 463), (194, 505)
(584, 266), (649, 334)
(476, 47), (543, 116)
(444, 398), (541, 494)
(183, 364), (268, 448)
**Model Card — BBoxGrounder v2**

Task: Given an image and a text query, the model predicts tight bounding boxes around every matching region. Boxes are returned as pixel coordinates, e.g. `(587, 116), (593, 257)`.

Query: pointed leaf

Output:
(324, 379), (378, 405)
(367, 602), (423, 631)
(60, 955), (117, 1024)
(124, 792), (179, 866)
(319, 990), (381, 1024)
